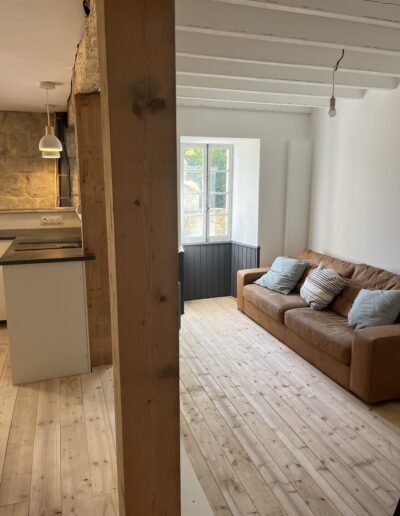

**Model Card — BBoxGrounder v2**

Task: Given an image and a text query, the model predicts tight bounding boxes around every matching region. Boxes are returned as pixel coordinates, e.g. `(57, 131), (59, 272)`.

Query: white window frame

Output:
(181, 143), (234, 244)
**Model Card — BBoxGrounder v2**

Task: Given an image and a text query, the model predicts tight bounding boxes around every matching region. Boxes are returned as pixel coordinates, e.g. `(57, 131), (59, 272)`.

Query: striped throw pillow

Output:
(300, 263), (348, 310)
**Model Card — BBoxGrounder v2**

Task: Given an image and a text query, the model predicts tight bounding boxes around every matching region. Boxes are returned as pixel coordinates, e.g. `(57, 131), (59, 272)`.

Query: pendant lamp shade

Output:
(42, 150), (61, 159)
(39, 126), (62, 152)
(38, 83), (62, 158)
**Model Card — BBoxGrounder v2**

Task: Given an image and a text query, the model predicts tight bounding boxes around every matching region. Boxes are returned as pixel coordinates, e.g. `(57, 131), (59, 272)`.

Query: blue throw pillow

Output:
(348, 289), (400, 330)
(255, 256), (309, 295)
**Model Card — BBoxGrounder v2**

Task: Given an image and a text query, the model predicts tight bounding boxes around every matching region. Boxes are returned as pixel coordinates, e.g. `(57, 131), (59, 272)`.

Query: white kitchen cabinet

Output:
(3, 260), (91, 384)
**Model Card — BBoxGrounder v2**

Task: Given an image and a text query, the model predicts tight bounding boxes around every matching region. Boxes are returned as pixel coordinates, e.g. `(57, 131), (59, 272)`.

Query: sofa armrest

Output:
(350, 324), (400, 403)
(237, 267), (269, 311)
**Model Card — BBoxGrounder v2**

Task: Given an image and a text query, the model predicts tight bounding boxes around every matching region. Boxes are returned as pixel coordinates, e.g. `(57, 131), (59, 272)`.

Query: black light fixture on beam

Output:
(329, 49), (345, 118)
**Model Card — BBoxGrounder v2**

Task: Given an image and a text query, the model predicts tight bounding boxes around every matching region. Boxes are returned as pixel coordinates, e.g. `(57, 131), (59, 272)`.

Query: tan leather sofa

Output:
(237, 249), (400, 403)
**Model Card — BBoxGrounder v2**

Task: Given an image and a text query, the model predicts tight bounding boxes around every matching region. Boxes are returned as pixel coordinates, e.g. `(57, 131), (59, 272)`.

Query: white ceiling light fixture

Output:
(38, 81), (62, 156)
(329, 49), (345, 118)
(42, 150), (61, 159)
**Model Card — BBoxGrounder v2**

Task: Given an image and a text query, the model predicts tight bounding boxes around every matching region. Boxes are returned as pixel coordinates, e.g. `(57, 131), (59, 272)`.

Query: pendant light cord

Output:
(331, 49), (345, 98)
(334, 49), (345, 73)
(46, 88), (50, 127)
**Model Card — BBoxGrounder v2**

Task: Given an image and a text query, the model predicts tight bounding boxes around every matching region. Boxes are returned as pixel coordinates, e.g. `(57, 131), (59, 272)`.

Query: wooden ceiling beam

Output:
(177, 73), (365, 99)
(176, 87), (336, 108)
(177, 97), (313, 113)
(176, 0), (400, 56)
(176, 56), (398, 91)
(176, 31), (400, 78)
(209, 0), (400, 29)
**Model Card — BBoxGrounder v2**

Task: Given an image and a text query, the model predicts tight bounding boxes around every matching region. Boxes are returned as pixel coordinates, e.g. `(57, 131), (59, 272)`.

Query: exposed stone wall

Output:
(0, 111), (79, 209)
(0, 111), (56, 209)
(73, 0), (99, 94)
(66, 127), (80, 208)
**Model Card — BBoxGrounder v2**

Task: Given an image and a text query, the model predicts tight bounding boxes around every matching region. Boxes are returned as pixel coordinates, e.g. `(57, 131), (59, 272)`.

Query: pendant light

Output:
(42, 151), (61, 159)
(38, 82), (62, 156)
(328, 50), (345, 118)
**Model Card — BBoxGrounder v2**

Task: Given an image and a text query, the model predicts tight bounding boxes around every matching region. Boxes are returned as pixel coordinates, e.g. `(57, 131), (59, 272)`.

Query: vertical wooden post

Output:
(96, 1), (180, 515)
(74, 92), (112, 366)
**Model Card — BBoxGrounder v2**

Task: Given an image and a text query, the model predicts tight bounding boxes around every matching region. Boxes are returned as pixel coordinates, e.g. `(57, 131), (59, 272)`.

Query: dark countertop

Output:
(0, 228), (95, 266)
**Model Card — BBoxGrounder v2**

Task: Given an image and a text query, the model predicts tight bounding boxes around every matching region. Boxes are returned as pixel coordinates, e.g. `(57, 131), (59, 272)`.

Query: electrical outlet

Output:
(40, 216), (64, 226)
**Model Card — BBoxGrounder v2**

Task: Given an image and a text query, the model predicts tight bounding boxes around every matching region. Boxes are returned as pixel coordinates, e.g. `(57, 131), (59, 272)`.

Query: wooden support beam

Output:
(176, 55), (397, 91)
(74, 92), (112, 366)
(96, 1), (180, 515)
(176, 30), (400, 78)
(176, 0), (400, 56)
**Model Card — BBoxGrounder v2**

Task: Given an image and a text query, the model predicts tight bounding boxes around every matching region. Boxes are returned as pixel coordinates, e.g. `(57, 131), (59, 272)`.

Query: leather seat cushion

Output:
(243, 284), (308, 323)
(285, 308), (353, 365)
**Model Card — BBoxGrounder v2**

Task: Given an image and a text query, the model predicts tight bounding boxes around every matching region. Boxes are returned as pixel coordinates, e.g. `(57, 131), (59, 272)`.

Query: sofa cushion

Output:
(300, 263), (349, 310)
(348, 289), (400, 330)
(243, 284), (307, 323)
(255, 257), (309, 295)
(351, 263), (400, 290)
(285, 308), (353, 365)
(298, 248), (355, 278)
(330, 281), (362, 318)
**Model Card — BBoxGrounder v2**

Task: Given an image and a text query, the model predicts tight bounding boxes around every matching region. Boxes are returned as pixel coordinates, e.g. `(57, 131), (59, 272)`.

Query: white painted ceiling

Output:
(0, 0), (85, 112)
(176, 0), (400, 113)
(2, 0), (400, 115)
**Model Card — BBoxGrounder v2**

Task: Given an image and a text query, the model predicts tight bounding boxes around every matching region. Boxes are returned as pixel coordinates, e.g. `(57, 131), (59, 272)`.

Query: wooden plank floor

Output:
(180, 297), (400, 516)
(0, 324), (118, 516)
(0, 297), (399, 515)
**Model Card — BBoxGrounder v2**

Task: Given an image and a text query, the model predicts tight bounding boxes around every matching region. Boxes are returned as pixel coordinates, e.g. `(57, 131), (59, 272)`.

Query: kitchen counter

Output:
(0, 225), (93, 383)
(0, 228), (94, 266)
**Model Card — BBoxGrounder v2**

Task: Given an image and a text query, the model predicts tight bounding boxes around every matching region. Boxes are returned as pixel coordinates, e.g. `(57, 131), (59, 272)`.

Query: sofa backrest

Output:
(351, 263), (400, 290)
(297, 249), (400, 319)
(297, 248), (355, 278)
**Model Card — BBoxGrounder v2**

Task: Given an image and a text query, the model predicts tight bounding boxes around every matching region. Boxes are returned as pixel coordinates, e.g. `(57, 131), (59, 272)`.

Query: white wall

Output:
(231, 140), (260, 246)
(178, 107), (312, 264)
(309, 88), (400, 274)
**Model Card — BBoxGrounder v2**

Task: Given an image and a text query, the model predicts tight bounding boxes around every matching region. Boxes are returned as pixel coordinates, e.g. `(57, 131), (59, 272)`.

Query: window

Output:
(181, 143), (233, 243)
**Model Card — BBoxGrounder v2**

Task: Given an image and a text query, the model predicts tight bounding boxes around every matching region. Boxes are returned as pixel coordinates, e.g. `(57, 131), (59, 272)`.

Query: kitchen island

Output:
(0, 227), (95, 384)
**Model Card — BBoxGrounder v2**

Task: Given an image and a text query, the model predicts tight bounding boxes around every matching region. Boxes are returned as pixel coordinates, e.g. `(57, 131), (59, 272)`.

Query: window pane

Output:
(184, 193), (203, 211)
(209, 194), (227, 210)
(184, 171), (203, 193)
(209, 215), (228, 237)
(183, 147), (205, 171)
(210, 148), (229, 171)
(209, 171), (227, 193)
(183, 215), (203, 238)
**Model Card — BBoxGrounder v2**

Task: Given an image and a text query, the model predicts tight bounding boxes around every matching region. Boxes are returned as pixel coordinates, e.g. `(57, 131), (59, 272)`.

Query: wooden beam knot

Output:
(132, 97), (166, 117)
(131, 79), (167, 117)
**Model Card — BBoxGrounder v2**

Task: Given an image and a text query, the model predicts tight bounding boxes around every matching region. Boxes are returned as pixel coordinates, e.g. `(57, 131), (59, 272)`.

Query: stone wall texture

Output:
(66, 127), (80, 208)
(0, 111), (79, 209)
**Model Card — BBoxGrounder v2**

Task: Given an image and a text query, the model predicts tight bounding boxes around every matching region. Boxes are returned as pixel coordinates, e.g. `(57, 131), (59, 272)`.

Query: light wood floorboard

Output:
(0, 324), (118, 516)
(180, 297), (400, 516)
(0, 298), (399, 515)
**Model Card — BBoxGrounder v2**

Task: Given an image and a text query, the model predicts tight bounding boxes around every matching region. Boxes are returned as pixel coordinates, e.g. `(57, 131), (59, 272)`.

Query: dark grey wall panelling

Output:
(183, 241), (260, 301)
(230, 242), (260, 297)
